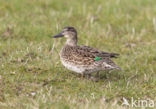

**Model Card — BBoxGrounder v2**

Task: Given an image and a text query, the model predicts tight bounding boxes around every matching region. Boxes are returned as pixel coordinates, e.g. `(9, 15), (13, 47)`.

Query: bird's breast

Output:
(60, 58), (85, 74)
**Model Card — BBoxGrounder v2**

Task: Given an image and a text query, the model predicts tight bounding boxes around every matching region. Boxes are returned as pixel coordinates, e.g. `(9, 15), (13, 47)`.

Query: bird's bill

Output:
(52, 32), (64, 38)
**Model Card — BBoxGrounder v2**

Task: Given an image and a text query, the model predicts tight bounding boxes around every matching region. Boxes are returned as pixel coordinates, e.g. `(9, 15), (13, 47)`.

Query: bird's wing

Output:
(71, 46), (121, 69)
(69, 46), (96, 65)
(78, 45), (119, 58)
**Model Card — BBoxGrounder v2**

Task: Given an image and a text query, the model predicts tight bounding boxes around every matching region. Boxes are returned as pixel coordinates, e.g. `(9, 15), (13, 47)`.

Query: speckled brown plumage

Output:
(53, 26), (121, 75)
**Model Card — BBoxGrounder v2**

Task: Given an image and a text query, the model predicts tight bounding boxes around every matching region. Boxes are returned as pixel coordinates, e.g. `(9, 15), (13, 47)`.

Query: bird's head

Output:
(52, 26), (78, 46)
(53, 26), (77, 39)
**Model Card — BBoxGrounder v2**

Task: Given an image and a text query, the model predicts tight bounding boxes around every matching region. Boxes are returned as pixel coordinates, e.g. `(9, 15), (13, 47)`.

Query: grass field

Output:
(0, 0), (156, 108)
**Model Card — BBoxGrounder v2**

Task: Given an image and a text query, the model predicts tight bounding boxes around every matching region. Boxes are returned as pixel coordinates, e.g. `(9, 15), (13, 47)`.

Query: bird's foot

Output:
(89, 76), (99, 82)
(86, 74), (99, 82)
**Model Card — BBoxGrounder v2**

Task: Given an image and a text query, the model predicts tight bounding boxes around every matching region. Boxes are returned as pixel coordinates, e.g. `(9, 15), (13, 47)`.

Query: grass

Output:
(0, 0), (156, 108)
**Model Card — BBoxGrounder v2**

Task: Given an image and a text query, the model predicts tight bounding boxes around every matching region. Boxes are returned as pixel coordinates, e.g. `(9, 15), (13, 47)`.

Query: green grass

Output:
(0, 0), (156, 108)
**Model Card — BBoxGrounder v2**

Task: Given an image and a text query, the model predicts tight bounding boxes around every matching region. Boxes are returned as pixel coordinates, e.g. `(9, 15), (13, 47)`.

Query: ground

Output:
(0, 0), (156, 109)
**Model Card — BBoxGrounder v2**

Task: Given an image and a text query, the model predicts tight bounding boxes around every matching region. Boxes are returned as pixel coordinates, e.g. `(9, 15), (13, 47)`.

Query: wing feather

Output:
(79, 45), (119, 58)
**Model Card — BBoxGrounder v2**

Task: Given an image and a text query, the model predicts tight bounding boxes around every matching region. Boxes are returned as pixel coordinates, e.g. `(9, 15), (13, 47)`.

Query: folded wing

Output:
(78, 45), (119, 58)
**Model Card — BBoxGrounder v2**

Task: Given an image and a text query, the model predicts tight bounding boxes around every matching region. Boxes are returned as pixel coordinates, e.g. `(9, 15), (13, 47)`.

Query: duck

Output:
(52, 26), (121, 80)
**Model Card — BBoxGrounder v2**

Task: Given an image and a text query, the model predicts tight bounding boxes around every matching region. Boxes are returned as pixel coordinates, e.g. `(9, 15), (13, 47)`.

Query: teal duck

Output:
(52, 26), (121, 79)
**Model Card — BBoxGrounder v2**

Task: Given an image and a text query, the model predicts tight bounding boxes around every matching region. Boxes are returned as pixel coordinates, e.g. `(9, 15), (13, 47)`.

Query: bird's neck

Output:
(66, 38), (77, 46)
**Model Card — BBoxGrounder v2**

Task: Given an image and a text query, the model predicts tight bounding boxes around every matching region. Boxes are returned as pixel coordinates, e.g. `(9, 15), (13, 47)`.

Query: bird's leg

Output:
(86, 74), (98, 82)
(81, 73), (85, 79)
(96, 72), (100, 78)
(86, 74), (91, 79)
(105, 70), (111, 79)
